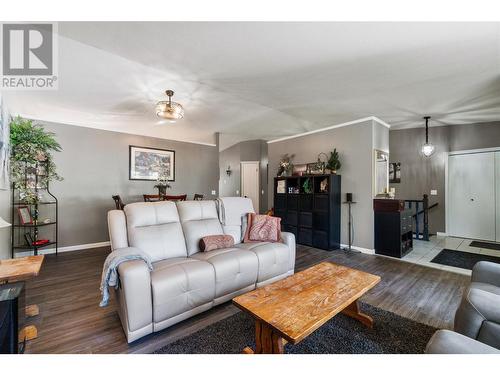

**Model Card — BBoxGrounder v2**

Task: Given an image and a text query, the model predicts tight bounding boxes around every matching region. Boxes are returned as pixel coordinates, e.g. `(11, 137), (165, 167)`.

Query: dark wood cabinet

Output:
(273, 175), (341, 250)
(374, 199), (413, 258)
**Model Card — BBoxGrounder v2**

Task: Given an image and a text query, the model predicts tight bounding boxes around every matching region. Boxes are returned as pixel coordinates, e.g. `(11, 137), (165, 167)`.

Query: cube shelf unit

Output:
(273, 174), (341, 250)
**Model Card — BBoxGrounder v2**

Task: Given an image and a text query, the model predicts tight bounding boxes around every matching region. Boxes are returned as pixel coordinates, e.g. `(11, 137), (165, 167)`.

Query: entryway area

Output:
(401, 235), (500, 275)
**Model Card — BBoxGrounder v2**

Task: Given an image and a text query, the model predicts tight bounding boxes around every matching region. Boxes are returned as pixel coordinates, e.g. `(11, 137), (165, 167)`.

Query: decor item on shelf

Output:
(129, 145), (175, 181)
(306, 153), (327, 175)
(326, 148), (341, 174)
(226, 165), (232, 176)
(10, 117), (62, 204)
(389, 162), (401, 183)
(276, 180), (285, 194)
(421, 116), (435, 157)
(292, 163), (307, 176)
(155, 90), (184, 122)
(24, 232), (33, 247)
(17, 206), (32, 225)
(302, 178), (312, 194)
(277, 153), (294, 177)
(319, 178), (329, 193)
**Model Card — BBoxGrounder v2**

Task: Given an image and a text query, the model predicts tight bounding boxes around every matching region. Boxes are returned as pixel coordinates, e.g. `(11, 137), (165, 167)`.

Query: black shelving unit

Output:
(273, 174), (341, 250)
(11, 161), (58, 258)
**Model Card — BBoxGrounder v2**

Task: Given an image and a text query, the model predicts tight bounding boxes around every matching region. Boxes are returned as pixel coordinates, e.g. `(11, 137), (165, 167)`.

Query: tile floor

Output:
(398, 235), (500, 276)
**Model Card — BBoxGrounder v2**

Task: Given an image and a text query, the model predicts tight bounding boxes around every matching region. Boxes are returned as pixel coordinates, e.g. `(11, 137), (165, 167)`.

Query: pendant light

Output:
(421, 116), (435, 157)
(156, 90), (184, 122)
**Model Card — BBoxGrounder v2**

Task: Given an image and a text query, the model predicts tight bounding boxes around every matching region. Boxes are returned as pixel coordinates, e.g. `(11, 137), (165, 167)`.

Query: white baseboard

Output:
(14, 241), (110, 258)
(436, 232), (448, 237)
(340, 244), (375, 255)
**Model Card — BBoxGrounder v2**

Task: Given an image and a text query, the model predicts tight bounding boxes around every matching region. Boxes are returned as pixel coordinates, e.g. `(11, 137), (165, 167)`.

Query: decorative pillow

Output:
(199, 235), (235, 252)
(243, 213), (282, 243)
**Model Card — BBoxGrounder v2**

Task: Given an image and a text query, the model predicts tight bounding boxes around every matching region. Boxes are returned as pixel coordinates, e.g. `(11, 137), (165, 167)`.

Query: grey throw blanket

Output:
(99, 247), (153, 307)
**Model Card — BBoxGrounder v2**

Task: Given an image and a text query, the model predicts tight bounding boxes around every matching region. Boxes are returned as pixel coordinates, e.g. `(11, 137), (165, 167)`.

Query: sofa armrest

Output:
(426, 330), (500, 354)
(108, 210), (129, 250)
(117, 259), (153, 334)
(472, 261), (500, 288)
(281, 231), (296, 273)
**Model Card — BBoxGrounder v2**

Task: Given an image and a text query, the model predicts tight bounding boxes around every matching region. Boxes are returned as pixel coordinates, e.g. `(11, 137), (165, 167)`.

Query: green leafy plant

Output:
(326, 148), (341, 173)
(10, 116), (63, 203)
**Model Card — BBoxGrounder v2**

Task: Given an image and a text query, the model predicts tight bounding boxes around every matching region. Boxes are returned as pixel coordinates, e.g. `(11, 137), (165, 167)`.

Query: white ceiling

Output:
(3, 22), (500, 149)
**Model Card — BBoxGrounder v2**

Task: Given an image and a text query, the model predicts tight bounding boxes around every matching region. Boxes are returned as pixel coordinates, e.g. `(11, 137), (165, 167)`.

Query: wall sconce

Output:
(226, 166), (232, 176)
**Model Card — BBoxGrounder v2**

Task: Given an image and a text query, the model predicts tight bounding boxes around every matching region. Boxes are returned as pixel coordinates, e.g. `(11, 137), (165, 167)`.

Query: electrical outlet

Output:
(430, 190), (438, 196)
(211, 190), (216, 195)
(261, 189), (265, 195)
(236, 190), (239, 195)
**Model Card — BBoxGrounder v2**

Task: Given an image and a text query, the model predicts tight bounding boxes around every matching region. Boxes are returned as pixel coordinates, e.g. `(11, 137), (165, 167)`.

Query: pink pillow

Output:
(199, 235), (234, 252)
(243, 213), (282, 243)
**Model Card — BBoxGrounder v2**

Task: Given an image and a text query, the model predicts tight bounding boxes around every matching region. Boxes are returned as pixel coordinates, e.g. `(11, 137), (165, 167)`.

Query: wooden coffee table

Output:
(232, 261), (381, 354)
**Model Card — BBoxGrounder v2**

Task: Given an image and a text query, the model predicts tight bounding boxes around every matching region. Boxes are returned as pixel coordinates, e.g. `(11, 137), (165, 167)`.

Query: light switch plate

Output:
(211, 190), (216, 195)
(236, 190), (239, 195)
(430, 190), (437, 196)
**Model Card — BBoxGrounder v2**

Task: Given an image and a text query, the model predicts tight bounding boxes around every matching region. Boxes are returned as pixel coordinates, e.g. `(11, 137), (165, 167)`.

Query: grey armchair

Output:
(426, 261), (500, 354)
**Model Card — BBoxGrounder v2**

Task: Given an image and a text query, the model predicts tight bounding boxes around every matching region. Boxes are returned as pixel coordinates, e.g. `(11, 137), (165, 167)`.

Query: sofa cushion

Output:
(125, 202), (187, 262)
(191, 248), (258, 298)
(234, 242), (290, 282)
(151, 257), (215, 323)
(177, 201), (224, 255)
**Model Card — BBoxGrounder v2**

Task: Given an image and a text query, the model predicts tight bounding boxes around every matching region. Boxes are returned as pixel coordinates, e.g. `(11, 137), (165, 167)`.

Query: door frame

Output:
(445, 146), (500, 237)
(240, 161), (260, 213)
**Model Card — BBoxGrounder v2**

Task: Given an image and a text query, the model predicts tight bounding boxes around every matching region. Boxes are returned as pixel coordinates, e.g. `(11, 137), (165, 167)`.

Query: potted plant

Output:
(326, 148), (341, 174)
(10, 117), (63, 204)
(154, 172), (172, 196)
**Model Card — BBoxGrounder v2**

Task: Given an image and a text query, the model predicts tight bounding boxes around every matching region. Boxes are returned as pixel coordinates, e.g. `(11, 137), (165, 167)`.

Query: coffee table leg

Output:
(341, 300), (374, 328)
(243, 320), (285, 354)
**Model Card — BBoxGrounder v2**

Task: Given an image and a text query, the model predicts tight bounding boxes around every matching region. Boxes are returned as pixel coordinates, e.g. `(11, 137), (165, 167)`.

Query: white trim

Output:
(267, 116), (391, 144)
(436, 232), (448, 237)
(448, 146), (500, 156)
(13, 241), (110, 258)
(17, 113), (217, 147)
(341, 244), (375, 255)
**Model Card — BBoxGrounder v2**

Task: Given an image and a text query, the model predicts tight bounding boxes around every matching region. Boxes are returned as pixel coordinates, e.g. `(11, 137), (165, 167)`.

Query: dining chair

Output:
(163, 194), (187, 201)
(112, 195), (125, 210)
(143, 194), (162, 202)
(193, 194), (204, 201)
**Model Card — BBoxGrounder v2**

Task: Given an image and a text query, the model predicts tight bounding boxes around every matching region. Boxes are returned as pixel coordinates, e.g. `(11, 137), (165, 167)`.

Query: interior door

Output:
(448, 152), (495, 241)
(241, 162), (259, 213)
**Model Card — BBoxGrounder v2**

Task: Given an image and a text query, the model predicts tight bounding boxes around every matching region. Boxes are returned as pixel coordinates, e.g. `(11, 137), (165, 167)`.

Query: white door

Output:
(241, 161), (259, 213)
(448, 152), (496, 241)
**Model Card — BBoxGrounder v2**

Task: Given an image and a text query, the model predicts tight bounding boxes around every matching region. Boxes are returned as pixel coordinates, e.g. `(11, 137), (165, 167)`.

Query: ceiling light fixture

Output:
(156, 90), (184, 122)
(421, 116), (435, 157)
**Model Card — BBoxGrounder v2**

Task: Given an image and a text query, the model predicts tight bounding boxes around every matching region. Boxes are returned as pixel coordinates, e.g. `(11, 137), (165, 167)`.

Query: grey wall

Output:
(40, 122), (219, 248)
(268, 120), (381, 250)
(0, 190), (10, 259)
(219, 139), (268, 213)
(389, 121), (500, 234)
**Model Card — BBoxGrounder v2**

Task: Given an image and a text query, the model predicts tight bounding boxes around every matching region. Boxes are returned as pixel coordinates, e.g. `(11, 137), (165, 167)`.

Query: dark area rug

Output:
(153, 303), (436, 354)
(431, 249), (500, 270)
(470, 241), (500, 251)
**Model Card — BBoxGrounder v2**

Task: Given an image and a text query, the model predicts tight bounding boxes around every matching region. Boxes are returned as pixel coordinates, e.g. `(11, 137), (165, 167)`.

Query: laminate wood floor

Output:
(24, 245), (469, 354)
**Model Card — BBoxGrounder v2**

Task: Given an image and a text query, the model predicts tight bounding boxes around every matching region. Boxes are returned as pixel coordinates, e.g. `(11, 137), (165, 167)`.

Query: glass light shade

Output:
(0, 216), (11, 228)
(421, 143), (435, 157)
(155, 101), (184, 121)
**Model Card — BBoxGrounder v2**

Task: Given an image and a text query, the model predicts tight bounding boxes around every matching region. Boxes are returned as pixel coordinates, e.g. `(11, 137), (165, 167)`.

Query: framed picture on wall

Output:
(129, 145), (175, 181)
(389, 162), (401, 183)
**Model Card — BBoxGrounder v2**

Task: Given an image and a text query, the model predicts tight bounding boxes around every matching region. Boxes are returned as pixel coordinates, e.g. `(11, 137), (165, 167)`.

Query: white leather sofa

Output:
(107, 198), (296, 343)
